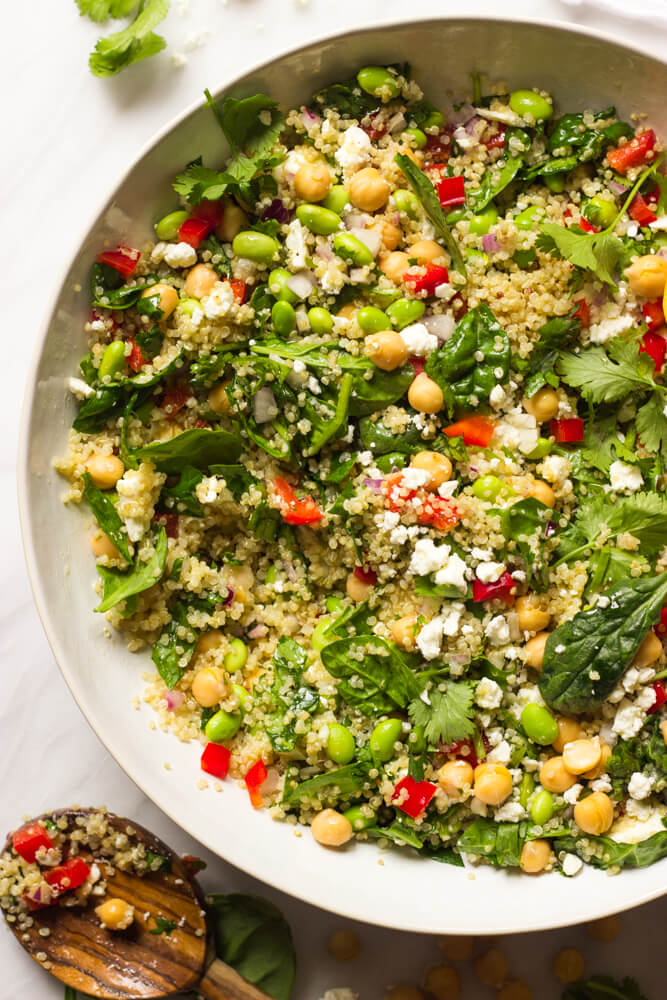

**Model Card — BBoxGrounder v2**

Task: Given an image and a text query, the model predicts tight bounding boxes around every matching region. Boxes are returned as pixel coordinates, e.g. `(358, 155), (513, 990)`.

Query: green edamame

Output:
(232, 230), (280, 264)
(333, 232), (374, 267)
(422, 110), (444, 129)
(177, 297), (201, 317)
(393, 189), (419, 218)
(357, 66), (401, 100)
(530, 788), (554, 825)
(466, 248), (489, 265)
(265, 565), (278, 584)
(268, 268), (299, 303)
(272, 300), (296, 336)
(224, 638), (248, 672)
(521, 703), (559, 746)
(205, 709), (242, 742)
(296, 203), (342, 236)
(370, 718), (403, 762)
(544, 174), (567, 194)
(311, 618), (334, 652)
(357, 306), (389, 334)
(472, 475), (504, 502)
(525, 437), (552, 460)
(155, 210), (189, 241)
(584, 196), (617, 229)
(519, 772), (535, 809)
(325, 596), (344, 614)
(468, 205), (498, 236)
(446, 208), (467, 225)
(404, 127), (427, 148)
(231, 682), (250, 712)
(509, 89), (553, 122)
(322, 185), (350, 215)
(98, 341), (126, 381)
(308, 307), (334, 334)
(343, 805), (376, 831)
(386, 297), (425, 331)
(326, 723), (356, 764)
(514, 205), (544, 231)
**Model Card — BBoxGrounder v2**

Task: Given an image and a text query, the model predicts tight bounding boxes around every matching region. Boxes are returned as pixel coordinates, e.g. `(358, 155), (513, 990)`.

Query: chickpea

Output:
(370, 218), (403, 250)
(632, 630), (663, 669)
(326, 928), (362, 961)
(311, 808), (353, 847)
(473, 763), (513, 806)
(539, 756), (577, 793)
(519, 838), (552, 874)
(524, 631), (550, 671)
(473, 947), (509, 988)
(347, 572), (374, 603)
(85, 455), (124, 490)
(90, 530), (122, 561)
(574, 791), (614, 835)
(95, 897), (135, 930)
(409, 239), (447, 264)
(185, 263), (218, 299)
(523, 386), (559, 423)
(581, 742), (612, 780)
(391, 615), (417, 649)
(498, 981), (533, 1000)
(208, 381), (233, 415)
(379, 251), (410, 283)
(141, 282), (178, 320)
(437, 936), (474, 962)
(408, 372), (444, 414)
(349, 167), (391, 212)
(294, 161), (331, 202)
(410, 451), (453, 489)
(515, 594), (551, 633)
(530, 479), (556, 507)
(552, 948), (585, 984)
(337, 302), (359, 320)
(625, 254), (667, 298)
(191, 666), (228, 708)
(563, 737), (602, 776)
(195, 630), (224, 657)
(586, 914), (621, 942)
(552, 717), (583, 753)
(437, 760), (474, 798)
(423, 965), (460, 1000)
(364, 331), (409, 371)
(228, 564), (254, 603)
(217, 200), (247, 242)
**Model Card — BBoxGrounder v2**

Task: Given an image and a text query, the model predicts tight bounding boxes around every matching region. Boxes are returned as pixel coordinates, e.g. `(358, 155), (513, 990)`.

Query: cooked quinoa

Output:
(55, 66), (667, 874)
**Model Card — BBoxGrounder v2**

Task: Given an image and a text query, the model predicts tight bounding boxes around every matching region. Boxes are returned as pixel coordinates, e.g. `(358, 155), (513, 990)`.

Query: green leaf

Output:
(557, 340), (655, 404)
(558, 829), (667, 871)
(311, 76), (379, 118)
(538, 223), (624, 286)
(501, 497), (551, 589)
(82, 473), (132, 562)
(201, 234), (232, 278)
(150, 916), (177, 936)
(636, 391), (667, 458)
(95, 527), (168, 613)
(557, 492), (667, 565)
(521, 311), (582, 398)
(135, 429), (243, 473)
(468, 156), (522, 213)
(262, 638), (319, 752)
(320, 635), (422, 716)
(209, 463), (258, 501)
(282, 760), (371, 806)
(408, 682), (475, 746)
(394, 153), (466, 276)
(456, 819), (527, 868)
(76, 0), (138, 22)
(562, 975), (649, 1000)
(161, 466), (204, 516)
(207, 893), (296, 1000)
(366, 819), (425, 850)
(151, 599), (204, 688)
(88, 0), (169, 77)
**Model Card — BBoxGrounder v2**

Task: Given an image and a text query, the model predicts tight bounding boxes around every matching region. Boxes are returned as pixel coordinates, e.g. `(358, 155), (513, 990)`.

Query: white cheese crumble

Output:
(561, 853), (583, 877)
(399, 323), (439, 357)
(409, 538), (450, 576)
(334, 126), (372, 172)
(609, 460), (643, 493)
(416, 617), (446, 660)
(485, 615), (510, 646)
(494, 801), (524, 822)
(539, 454), (571, 485)
(67, 377), (94, 399)
(202, 282), (236, 320)
(589, 314), (635, 344)
(487, 739), (511, 764)
(401, 467), (431, 490)
(563, 783), (583, 804)
(628, 772), (654, 800)
(494, 409), (539, 455)
(163, 242), (197, 268)
(476, 561), (505, 584)
(475, 677), (503, 709)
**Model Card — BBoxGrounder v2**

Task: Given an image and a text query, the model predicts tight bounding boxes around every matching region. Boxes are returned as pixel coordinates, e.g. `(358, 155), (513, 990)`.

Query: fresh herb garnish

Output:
(408, 682), (476, 746)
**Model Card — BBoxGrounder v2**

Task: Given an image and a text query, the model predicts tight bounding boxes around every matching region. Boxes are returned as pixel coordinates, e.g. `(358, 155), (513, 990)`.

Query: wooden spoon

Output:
(3, 808), (270, 1000)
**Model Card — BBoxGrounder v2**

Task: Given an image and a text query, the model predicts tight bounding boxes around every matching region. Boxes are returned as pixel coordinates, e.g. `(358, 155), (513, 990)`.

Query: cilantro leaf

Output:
(172, 164), (231, 203)
(150, 916), (177, 936)
(636, 391), (667, 457)
(520, 311), (582, 398)
(75, 0), (138, 21)
(538, 224), (625, 286)
(394, 153), (466, 277)
(557, 339), (655, 403)
(557, 491), (667, 565)
(408, 682), (475, 746)
(88, 0), (169, 78)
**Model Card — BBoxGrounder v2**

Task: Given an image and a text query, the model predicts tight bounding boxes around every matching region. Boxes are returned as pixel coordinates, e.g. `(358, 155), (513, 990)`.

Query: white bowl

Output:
(19, 16), (667, 934)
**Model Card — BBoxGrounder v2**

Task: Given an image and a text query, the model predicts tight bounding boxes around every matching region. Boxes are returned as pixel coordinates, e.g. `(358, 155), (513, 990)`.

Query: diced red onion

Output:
(316, 242), (334, 261)
(608, 179), (628, 196)
(25, 882), (52, 906)
(301, 107), (320, 125)
(658, 247), (667, 259)
(453, 125), (479, 149)
(465, 115), (482, 135)
(387, 111), (407, 134)
(422, 313), (456, 341)
(285, 270), (317, 299)
(363, 477), (384, 491)
(163, 690), (184, 711)
(253, 386), (278, 424)
(261, 199), (291, 223)
(545, 520), (557, 538)
(482, 233), (501, 254)
(350, 227), (382, 257)
(283, 560), (297, 582)
(449, 102), (476, 125)
(260, 767), (281, 795)
(223, 586), (235, 606)
(247, 623), (268, 639)
(392, 211), (400, 225)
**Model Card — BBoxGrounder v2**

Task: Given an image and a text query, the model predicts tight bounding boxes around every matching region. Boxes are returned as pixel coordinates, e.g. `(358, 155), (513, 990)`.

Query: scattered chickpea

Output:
(391, 615), (417, 649)
(563, 737), (602, 776)
(370, 217), (403, 250)
(574, 792), (614, 835)
(347, 572), (374, 603)
(85, 455), (124, 490)
(408, 239), (447, 264)
(326, 927), (362, 961)
(185, 263), (218, 299)
(552, 948), (585, 984)
(529, 479), (556, 507)
(217, 200), (247, 242)
(473, 947), (509, 988)
(337, 302), (359, 320)
(191, 666), (228, 708)
(349, 167), (391, 211)
(141, 282), (178, 320)
(294, 162), (331, 202)
(227, 564), (254, 603)
(523, 386), (559, 423)
(473, 763), (513, 806)
(552, 717), (583, 753)
(437, 760), (474, 798)
(625, 254), (667, 298)
(498, 980), (533, 1000)
(365, 331), (409, 371)
(519, 838), (552, 874)
(90, 531), (122, 561)
(515, 594), (551, 633)
(311, 809), (353, 847)
(410, 451), (453, 489)
(539, 756), (577, 793)
(379, 251), (411, 283)
(581, 742), (612, 780)
(408, 372), (444, 414)
(195, 629), (224, 657)
(586, 914), (621, 942)
(208, 381), (233, 415)
(523, 631), (550, 671)
(632, 631), (663, 669)
(423, 964), (461, 1000)
(437, 935), (474, 962)
(95, 897), (135, 930)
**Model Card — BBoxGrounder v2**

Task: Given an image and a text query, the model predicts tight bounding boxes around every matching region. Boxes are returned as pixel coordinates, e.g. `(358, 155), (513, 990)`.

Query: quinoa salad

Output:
(55, 65), (667, 876)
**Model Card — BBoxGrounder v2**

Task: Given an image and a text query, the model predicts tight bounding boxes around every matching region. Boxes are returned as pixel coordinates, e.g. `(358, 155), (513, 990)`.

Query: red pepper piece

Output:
(437, 175), (466, 208)
(393, 775), (437, 819)
(472, 570), (515, 606)
(607, 129), (656, 175)
(642, 300), (665, 333)
(404, 263), (450, 296)
(201, 742), (231, 779)
(178, 217), (213, 249)
(155, 513), (179, 539)
(161, 383), (191, 419)
(419, 496), (459, 532)
(245, 760), (268, 809)
(443, 415), (496, 447)
(408, 355), (426, 376)
(384, 472), (418, 512)
(441, 732), (491, 769)
(44, 857), (91, 895)
(640, 331), (667, 372)
(271, 477), (323, 525)
(628, 193), (658, 227)
(126, 338), (145, 373)
(229, 279), (247, 304)
(551, 418), (584, 443)
(572, 299), (590, 328)
(12, 822), (54, 863)
(97, 246), (140, 278)
(647, 680), (667, 715)
(353, 565), (378, 586)
(578, 217), (599, 234)
(654, 606), (667, 636)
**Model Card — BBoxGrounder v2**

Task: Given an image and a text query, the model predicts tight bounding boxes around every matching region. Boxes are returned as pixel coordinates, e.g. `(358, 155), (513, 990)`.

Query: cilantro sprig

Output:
(80, 0), (171, 78)
(408, 681), (476, 746)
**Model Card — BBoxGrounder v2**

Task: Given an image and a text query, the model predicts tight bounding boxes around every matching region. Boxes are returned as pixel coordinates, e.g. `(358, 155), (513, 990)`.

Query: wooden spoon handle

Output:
(198, 958), (273, 1000)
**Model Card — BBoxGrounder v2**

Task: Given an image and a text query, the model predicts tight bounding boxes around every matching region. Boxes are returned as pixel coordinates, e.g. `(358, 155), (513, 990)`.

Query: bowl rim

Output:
(18, 12), (667, 934)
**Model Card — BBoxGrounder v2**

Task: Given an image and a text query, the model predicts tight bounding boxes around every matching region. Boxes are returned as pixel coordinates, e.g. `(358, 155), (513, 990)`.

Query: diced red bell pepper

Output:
(97, 246), (140, 278)
(441, 731), (490, 768)
(384, 472), (418, 512)
(155, 513), (179, 539)
(640, 331), (667, 372)
(437, 175), (466, 208)
(161, 383), (191, 419)
(572, 298), (590, 328)
(578, 217), (599, 234)
(44, 857), (91, 895)
(654, 606), (667, 636)
(607, 129), (656, 175)
(408, 355), (426, 376)
(12, 822), (54, 863)
(643, 300), (665, 333)
(628, 193), (658, 227)
(443, 415), (496, 448)
(404, 263), (450, 296)
(647, 680), (667, 715)
(483, 123), (507, 150)
(229, 279), (247, 304)
(472, 570), (516, 606)
(201, 742), (231, 779)
(424, 130), (452, 159)
(419, 496), (459, 532)
(271, 477), (323, 525)
(392, 775), (437, 819)
(551, 418), (584, 443)
(126, 337), (146, 372)
(353, 565), (377, 586)
(178, 217), (213, 249)
(245, 760), (268, 809)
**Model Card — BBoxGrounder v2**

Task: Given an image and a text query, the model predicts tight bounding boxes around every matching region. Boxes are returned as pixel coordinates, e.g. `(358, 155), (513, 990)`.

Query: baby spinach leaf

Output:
(538, 573), (667, 714)
(457, 818), (527, 867)
(468, 156), (522, 212)
(161, 466), (204, 516)
(82, 472), (132, 562)
(501, 497), (551, 589)
(135, 429), (243, 473)
(262, 638), (319, 752)
(135, 323), (163, 360)
(282, 760), (371, 806)
(321, 635), (422, 716)
(328, 602), (372, 639)
(209, 464), (258, 500)
(207, 893), (296, 1000)
(91, 266), (159, 310)
(311, 76), (379, 118)
(189, 343), (248, 390)
(73, 355), (182, 434)
(394, 153), (466, 276)
(519, 310), (582, 398)
(548, 108), (631, 159)
(348, 366), (413, 417)
(152, 598), (206, 688)
(366, 819), (425, 850)
(95, 527), (168, 613)
(558, 827), (667, 870)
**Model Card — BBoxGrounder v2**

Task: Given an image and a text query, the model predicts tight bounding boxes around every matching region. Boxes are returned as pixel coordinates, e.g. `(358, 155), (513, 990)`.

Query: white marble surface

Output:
(1, 1), (665, 997)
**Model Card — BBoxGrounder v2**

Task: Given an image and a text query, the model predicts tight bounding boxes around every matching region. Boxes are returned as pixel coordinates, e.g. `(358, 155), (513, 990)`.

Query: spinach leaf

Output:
(457, 818), (528, 867)
(189, 343), (248, 390)
(262, 638), (319, 752)
(548, 108), (632, 159)
(425, 304), (510, 413)
(608, 717), (667, 798)
(366, 819), (425, 850)
(135, 429), (243, 473)
(358, 416), (424, 456)
(207, 893), (296, 1000)
(538, 574), (667, 714)
(135, 324), (163, 360)
(209, 463), (258, 500)
(152, 598), (212, 688)
(73, 355), (182, 434)
(201, 234), (232, 278)
(90, 264), (159, 310)
(329, 601), (372, 638)
(320, 635), (422, 716)
(95, 527), (168, 613)
(562, 975), (648, 1000)
(557, 827), (667, 870)
(311, 76), (379, 118)
(82, 472), (132, 562)
(394, 153), (466, 276)
(421, 845), (465, 866)
(348, 367), (412, 417)
(468, 156), (522, 212)
(282, 760), (371, 805)
(501, 497), (551, 589)
(161, 466), (204, 516)
(519, 311), (582, 398)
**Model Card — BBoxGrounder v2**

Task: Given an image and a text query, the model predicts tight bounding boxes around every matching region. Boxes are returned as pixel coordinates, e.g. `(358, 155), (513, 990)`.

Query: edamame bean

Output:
(423, 109), (444, 129)
(155, 209), (189, 241)
(322, 185), (350, 214)
(357, 306), (389, 334)
(311, 618), (334, 652)
(509, 89), (553, 121)
(370, 718), (403, 762)
(333, 232), (374, 267)
(472, 475), (503, 502)
(446, 208), (467, 225)
(98, 341), (126, 381)
(296, 203), (342, 236)
(268, 267), (298, 303)
(327, 723), (356, 764)
(205, 709), (242, 742)
(393, 189), (419, 218)
(232, 230), (280, 264)
(308, 306), (334, 334)
(265, 565), (278, 583)
(224, 638), (248, 672)
(343, 805), (376, 831)
(357, 66), (401, 100)
(404, 127), (427, 148)
(526, 437), (552, 460)
(530, 788), (554, 825)
(466, 248), (489, 265)
(231, 682), (250, 711)
(514, 205), (544, 231)
(272, 300), (296, 336)
(386, 297), (425, 331)
(325, 596), (344, 614)
(468, 205), (498, 236)
(177, 297), (201, 316)
(519, 772), (535, 809)
(584, 196), (617, 228)
(521, 703), (559, 746)
(544, 174), (567, 194)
